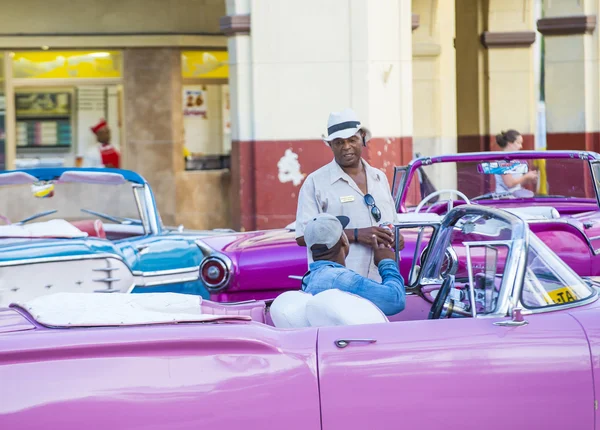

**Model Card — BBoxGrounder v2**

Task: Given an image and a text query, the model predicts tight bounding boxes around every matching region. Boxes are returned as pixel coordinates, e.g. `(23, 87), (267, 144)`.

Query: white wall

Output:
(228, 0), (413, 142)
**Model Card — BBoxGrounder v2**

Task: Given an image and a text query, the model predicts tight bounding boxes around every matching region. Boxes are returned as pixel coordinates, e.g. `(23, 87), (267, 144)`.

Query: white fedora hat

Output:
(322, 108), (372, 143)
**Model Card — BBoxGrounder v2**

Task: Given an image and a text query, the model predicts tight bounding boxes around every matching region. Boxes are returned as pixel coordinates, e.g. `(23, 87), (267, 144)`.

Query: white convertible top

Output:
(0, 219), (87, 238)
(11, 292), (250, 328)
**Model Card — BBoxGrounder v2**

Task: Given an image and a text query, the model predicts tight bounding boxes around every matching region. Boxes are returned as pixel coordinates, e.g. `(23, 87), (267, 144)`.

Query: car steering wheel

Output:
(414, 189), (472, 214)
(428, 275), (456, 319)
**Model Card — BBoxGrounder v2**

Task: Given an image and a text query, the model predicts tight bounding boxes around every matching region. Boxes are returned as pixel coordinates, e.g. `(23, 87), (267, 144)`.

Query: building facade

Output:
(0, 0), (598, 231)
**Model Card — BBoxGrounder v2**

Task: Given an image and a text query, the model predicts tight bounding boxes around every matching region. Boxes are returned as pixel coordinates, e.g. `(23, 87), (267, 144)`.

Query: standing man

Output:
(295, 108), (402, 282)
(90, 119), (120, 168)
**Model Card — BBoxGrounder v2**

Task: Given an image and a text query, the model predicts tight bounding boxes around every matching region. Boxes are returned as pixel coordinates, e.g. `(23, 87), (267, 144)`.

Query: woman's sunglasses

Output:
(364, 194), (381, 222)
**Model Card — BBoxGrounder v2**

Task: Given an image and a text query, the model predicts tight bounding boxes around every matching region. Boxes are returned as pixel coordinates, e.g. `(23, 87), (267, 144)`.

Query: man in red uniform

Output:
(90, 119), (120, 168)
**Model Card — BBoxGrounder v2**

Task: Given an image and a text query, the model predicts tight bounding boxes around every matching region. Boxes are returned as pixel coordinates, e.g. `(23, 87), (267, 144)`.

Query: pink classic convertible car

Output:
(1, 205), (599, 429)
(198, 150), (600, 302)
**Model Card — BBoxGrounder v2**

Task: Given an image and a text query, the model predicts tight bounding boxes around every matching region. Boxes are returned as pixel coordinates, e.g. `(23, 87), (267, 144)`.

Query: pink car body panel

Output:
(0, 309), (321, 430)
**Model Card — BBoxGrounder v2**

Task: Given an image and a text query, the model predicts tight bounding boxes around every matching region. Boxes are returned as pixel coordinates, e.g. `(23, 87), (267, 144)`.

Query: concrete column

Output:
(486, 0), (537, 151)
(456, 0), (491, 153)
(227, 0), (413, 230)
(456, 0), (537, 196)
(123, 48), (184, 226)
(412, 0), (457, 192)
(540, 0), (599, 152)
(224, 0), (255, 231)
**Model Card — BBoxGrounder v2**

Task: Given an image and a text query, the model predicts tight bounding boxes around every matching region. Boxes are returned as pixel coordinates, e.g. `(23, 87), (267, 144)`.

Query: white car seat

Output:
(305, 289), (389, 327)
(503, 206), (560, 220)
(270, 290), (313, 328)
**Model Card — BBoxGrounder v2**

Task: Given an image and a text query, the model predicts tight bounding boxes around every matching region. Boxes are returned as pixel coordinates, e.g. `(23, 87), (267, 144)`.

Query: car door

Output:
(317, 313), (594, 430)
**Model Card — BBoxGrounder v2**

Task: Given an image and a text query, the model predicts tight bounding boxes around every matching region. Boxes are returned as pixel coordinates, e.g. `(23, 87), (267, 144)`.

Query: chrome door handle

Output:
(493, 320), (529, 327)
(493, 307), (528, 327)
(335, 339), (377, 348)
(288, 275), (303, 280)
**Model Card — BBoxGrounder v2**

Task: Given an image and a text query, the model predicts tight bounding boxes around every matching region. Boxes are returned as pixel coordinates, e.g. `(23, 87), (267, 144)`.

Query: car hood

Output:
(0, 237), (127, 264)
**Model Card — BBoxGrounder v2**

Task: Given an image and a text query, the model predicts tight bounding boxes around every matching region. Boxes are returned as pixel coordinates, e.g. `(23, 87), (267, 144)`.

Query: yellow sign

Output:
(182, 51), (228, 79)
(12, 51), (122, 79)
(547, 286), (578, 304)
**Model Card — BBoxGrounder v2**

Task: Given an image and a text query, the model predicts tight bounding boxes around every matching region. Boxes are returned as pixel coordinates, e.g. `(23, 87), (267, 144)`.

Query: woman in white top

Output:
(494, 129), (538, 194)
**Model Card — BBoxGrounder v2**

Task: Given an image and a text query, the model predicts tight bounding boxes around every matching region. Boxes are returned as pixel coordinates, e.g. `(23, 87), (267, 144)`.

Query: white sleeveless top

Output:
(494, 173), (522, 194)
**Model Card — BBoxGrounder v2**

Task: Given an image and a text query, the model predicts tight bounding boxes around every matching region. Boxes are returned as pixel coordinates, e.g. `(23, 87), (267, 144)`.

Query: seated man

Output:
(301, 213), (406, 316)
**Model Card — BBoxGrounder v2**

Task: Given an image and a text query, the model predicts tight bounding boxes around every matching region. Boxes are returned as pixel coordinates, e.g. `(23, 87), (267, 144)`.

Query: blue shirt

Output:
(302, 259), (406, 316)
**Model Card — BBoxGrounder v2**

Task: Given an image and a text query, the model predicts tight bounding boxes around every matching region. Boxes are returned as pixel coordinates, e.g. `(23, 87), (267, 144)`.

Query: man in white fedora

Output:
(295, 108), (402, 282)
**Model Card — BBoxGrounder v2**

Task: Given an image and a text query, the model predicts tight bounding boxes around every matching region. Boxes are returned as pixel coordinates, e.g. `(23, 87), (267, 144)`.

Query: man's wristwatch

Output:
(354, 228), (359, 243)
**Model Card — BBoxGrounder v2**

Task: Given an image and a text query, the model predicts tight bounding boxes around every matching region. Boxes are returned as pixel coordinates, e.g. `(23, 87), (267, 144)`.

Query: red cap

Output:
(91, 119), (107, 134)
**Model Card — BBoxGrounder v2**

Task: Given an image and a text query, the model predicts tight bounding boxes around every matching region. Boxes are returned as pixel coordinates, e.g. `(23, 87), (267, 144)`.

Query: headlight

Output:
(200, 257), (230, 291)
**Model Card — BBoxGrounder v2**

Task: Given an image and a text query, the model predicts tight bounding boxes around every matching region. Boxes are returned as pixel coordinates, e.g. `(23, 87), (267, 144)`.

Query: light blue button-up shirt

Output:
(302, 259), (406, 316)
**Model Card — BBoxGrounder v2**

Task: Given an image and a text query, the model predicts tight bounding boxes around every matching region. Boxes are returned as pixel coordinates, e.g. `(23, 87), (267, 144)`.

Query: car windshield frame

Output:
(410, 205), (598, 318)
(0, 169), (157, 237)
(393, 151), (600, 213)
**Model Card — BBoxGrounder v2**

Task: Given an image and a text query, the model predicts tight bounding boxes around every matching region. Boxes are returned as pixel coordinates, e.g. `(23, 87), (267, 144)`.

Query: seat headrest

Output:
(270, 290), (313, 328)
(306, 289), (389, 327)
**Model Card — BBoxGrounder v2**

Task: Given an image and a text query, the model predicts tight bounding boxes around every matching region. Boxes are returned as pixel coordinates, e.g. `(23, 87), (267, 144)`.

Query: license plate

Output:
(548, 286), (578, 304)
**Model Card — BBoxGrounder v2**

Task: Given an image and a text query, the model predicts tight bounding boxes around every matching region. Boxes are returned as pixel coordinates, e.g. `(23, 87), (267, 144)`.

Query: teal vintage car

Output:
(0, 168), (232, 306)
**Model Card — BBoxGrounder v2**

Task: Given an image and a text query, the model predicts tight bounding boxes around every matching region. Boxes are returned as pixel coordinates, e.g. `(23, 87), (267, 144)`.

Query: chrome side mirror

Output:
(493, 307), (528, 327)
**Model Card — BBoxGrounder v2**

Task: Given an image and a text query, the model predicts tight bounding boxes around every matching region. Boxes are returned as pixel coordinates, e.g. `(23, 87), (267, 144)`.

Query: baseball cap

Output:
(304, 213), (350, 256)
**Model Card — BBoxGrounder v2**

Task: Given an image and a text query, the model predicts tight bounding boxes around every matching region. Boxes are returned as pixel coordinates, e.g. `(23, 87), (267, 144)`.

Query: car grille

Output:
(0, 257), (134, 307)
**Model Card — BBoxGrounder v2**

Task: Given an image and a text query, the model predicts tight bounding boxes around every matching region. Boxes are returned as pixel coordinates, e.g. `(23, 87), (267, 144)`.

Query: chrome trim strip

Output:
(0, 253), (127, 267)
(590, 159), (600, 207)
(132, 184), (151, 235)
(143, 184), (161, 235)
(136, 274), (199, 287)
(464, 244), (477, 318)
(0, 255), (200, 287)
(132, 266), (200, 277)
(518, 292), (599, 315)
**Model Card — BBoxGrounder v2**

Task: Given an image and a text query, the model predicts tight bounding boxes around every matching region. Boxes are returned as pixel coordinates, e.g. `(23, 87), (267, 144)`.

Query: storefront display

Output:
(181, 50), (230, 171)
(5, 51), (123, 169)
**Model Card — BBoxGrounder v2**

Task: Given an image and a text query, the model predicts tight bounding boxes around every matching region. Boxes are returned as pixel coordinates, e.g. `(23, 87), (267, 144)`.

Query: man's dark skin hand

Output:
(371, 234), (397, 265)
(296, 226), (404, 250)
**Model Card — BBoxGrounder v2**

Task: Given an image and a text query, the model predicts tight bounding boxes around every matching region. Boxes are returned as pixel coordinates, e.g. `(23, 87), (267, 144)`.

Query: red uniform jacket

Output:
(99, 145), (120, 168)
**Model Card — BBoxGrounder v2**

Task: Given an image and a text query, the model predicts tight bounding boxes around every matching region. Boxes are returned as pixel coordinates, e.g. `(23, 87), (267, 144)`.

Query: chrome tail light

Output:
(200, 256), (231, 291)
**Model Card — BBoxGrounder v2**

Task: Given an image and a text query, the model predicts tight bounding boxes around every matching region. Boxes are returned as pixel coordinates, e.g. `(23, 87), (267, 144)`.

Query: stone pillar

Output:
(225, 0), (413, 231)
(539, 0), (599, 152)
(223, 0), (254, 231)
(485, 0), (537, 151)
(123, 48), (184, 226)
(412, 0), (457, 193)
(456, 0), (537, 196)
(456, 0), (537, 153)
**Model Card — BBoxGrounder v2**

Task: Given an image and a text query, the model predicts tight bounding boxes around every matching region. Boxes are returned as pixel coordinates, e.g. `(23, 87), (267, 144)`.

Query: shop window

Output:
(181, 51), (231, 171)
(7, 51), (123, 170)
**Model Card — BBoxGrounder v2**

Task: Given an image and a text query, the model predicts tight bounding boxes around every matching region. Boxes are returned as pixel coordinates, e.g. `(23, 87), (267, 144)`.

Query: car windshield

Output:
(419, 208), (596, 317)
(397, 157), (598, 210)
(0, 179), (146, 238)
(521, 233), (595, 309)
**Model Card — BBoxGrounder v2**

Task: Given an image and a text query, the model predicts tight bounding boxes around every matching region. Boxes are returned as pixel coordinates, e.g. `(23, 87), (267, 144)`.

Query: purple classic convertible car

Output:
(2, 205), (600, 429)
(198, 150), (600, 302)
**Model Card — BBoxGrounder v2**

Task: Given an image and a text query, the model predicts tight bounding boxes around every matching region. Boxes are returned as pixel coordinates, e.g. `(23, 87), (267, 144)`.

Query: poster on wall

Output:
(183, 87), (207, 118)
(16, 92), (71, 117)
